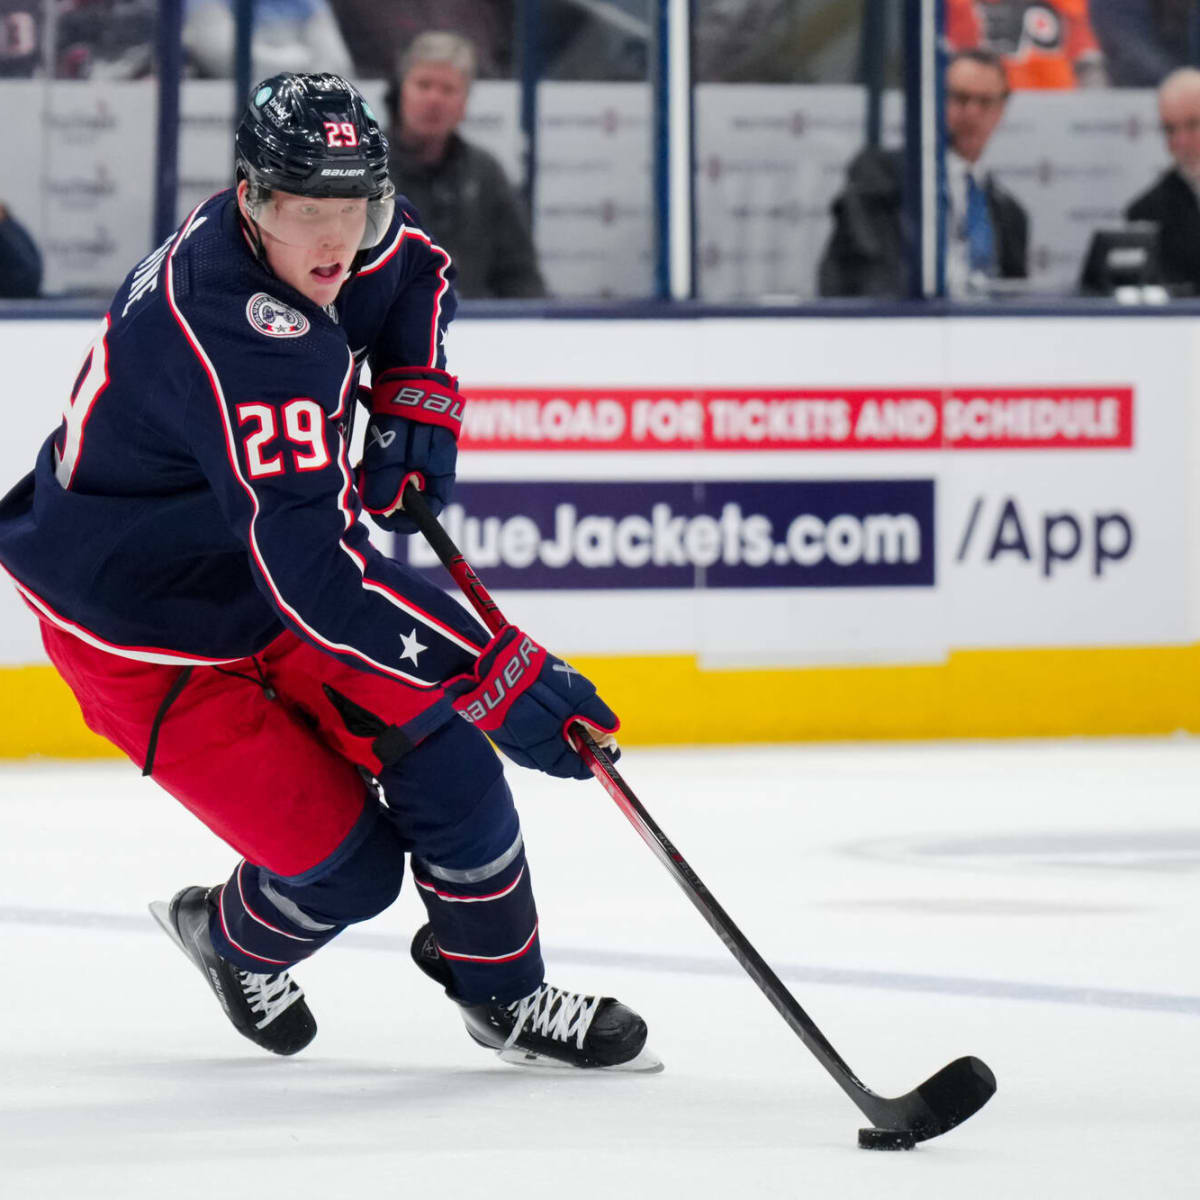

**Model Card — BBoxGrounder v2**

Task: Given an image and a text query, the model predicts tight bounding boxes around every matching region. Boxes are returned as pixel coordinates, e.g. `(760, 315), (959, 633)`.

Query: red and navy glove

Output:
(444, 626), (620, 780)
(357, 366), (464, 535)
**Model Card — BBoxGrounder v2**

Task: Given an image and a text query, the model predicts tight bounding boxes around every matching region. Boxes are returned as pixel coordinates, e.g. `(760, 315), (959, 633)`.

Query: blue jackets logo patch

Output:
(246, 293), (310, 339)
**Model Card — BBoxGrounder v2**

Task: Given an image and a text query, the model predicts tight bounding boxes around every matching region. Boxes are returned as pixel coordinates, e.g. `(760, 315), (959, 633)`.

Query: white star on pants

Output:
(399, 628), (428, 665)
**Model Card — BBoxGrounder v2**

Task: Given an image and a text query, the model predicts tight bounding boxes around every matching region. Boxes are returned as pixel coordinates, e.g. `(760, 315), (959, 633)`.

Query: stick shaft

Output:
(408, 504), (506, 635)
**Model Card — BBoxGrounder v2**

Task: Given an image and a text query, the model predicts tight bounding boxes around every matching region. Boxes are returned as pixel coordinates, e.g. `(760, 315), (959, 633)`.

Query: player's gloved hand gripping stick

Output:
(401, 484), (997, 1148)
(357, 367), (464, 536)
(441, 625), (619, 780)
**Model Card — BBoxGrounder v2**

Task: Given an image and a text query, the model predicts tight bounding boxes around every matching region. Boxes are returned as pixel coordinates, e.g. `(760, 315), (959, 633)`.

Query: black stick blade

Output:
(909, 1055), (997, 1142)
(857, 1055), (996, 1143)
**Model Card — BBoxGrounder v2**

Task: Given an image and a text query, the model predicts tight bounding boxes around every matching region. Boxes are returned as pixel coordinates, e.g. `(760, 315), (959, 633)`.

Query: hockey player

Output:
(0, 72), (657, 1072)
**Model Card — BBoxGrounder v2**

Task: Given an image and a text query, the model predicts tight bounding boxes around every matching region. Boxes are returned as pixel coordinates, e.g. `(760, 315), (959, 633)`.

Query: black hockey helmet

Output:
(235, 72), (395, 250)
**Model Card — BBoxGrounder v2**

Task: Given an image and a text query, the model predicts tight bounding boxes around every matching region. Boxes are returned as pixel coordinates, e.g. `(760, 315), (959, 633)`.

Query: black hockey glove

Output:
(444, 626), (620, 780)
(357, 366), (464, 535)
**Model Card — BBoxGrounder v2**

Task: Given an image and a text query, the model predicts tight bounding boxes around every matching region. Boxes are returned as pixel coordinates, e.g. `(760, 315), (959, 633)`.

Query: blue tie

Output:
(966, 174), (996, 276)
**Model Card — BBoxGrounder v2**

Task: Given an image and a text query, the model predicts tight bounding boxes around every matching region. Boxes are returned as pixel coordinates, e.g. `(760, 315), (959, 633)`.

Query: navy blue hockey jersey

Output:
(0, 190), (487, 687)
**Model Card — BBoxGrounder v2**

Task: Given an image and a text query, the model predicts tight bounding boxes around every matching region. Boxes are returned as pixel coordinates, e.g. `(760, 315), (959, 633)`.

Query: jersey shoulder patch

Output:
(246, 292), (310, 339)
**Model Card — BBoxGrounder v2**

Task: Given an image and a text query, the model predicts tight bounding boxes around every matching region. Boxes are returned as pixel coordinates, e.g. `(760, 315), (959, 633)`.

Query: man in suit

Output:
(818, 48), (1028, 299)
(1124, 67), (1200, 296)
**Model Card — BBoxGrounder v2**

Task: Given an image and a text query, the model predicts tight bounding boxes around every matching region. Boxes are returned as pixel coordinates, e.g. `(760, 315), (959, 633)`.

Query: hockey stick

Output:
(402, 486), (995, 1143)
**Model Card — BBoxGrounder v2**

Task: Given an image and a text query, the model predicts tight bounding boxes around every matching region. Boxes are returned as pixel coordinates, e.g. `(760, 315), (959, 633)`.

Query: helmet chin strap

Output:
(236, 190), (272, 272)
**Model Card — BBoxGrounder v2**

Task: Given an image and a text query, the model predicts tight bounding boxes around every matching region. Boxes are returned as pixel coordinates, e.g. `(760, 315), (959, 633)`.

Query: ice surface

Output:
(2, 740), (1197, 1198)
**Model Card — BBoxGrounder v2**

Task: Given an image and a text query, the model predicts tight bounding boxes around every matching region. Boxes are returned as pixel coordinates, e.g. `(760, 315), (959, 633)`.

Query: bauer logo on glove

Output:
(356, 366), (465, 535)
(375, 381), (464, 429)
(453, 632), (543, 727)
(444, 626), (620, 780)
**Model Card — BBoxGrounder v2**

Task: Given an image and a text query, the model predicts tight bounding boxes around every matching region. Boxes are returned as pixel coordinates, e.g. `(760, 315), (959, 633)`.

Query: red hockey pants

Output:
(41, 622), (449, 877)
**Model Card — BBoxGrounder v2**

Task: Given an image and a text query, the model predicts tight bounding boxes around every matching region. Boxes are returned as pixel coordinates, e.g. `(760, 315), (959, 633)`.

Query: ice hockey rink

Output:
(2, 738), (1197, 1200)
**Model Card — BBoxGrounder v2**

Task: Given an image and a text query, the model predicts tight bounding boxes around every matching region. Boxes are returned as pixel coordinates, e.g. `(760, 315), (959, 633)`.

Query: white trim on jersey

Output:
(357, 222), (453, 368)
(9, 572), (246, 667)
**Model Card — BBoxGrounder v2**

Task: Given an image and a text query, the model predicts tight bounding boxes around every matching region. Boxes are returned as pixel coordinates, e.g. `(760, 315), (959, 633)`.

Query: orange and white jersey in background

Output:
(945, 0), (1103, 90)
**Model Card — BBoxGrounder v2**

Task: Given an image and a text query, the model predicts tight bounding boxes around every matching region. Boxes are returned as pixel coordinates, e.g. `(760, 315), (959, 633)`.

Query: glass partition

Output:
(940, 0), (1185, 303)
(0, 3), (662, 304)
(532, 0), (656, 300)
(326, 0), (657, 301)
(2, 0), (160, 300)
(5, 0), (1200, 309)
(693, 0), (909, 303)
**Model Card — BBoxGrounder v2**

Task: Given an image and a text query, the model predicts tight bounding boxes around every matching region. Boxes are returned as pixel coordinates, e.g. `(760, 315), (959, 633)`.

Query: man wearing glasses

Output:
(942, 48), (1029, 296)
(818, 49), (1029, 299)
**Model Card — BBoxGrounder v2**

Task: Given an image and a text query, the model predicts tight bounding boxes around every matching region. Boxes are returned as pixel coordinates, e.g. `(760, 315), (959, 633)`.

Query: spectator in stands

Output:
(183, 0), (353, 81)
(539, 0), (648, 81)
(946, 0), (1106, 89)
(328, 0), (646, 83)
(388, 31), (546, 299)
(0, 203), (42, 298)
(55, 0), (155, 79)
(1091, 0), (1198, 88)
(328, 0), (511, 80)
(818, 49), (1028, 299)
(0, 2), (40, 77)
(692, 0), (870, 84)
(1123, 67), (1200, 295)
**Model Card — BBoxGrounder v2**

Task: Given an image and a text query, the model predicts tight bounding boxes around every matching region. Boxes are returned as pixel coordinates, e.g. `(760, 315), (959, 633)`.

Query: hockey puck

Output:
(858, 1127), (916, 1151)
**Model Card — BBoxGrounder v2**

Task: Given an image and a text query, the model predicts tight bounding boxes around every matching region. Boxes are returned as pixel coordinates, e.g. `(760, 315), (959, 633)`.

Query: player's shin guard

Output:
(411, 827), (544, 1005)
(209, 861), (340, 970)
(210, 800), (406, 971)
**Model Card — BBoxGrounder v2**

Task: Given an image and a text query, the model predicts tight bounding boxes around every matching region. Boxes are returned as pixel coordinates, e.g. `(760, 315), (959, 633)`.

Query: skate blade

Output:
(148, 900), (186, 954)
(496, 1045), (664, 1073)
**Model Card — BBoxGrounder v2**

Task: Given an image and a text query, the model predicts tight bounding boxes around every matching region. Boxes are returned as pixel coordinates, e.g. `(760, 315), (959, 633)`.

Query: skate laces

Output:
(239, 970), (303, 1029)
(503, 984), (601, 1051)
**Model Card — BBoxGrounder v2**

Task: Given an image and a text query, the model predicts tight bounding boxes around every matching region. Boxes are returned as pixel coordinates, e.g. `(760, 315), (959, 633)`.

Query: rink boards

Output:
(1, 312), (1198, 753)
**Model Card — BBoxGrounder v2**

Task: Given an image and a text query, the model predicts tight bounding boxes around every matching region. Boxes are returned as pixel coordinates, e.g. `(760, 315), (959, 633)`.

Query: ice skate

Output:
(149, 885), (316, 1056)
(411, 923), (662, 1072)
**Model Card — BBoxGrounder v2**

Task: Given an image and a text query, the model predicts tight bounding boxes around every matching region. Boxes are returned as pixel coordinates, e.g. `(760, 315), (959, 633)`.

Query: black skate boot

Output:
(149, 885), (316, 1056)
(411, 923), (662, 1072)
